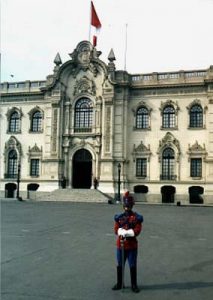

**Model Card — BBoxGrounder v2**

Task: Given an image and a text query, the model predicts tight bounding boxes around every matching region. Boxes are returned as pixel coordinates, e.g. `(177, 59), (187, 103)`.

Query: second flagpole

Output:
(88, 1), (92, 43)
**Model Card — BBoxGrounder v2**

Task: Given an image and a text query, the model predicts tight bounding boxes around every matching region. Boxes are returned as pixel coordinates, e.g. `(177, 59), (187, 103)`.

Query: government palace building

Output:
(1, 41), (213, 204)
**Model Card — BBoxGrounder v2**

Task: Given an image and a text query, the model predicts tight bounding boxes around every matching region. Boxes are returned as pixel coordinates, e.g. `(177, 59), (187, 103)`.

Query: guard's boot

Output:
(112, 266), (122, 290)
(130, 267), (140, 293)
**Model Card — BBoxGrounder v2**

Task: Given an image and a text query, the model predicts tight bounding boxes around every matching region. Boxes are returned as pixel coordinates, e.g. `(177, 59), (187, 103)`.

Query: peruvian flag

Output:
(91, 1), (102, 47)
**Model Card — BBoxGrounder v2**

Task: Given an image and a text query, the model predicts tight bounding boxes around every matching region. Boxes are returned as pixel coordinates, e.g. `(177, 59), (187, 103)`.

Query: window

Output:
(30, 159), (40, 176)
(190, 105), (203, 128)
(161, 148), (176, 180)
(162, 105), (175, 128)
(74, 98), (93, 132)
(7, 150), (18, 178)
(136, 158), (147, 177)
(191, 158), (202, 177)
(9, 111), (20, 132)
(136, 107), (149, 129)
(31, 111), (42, 132)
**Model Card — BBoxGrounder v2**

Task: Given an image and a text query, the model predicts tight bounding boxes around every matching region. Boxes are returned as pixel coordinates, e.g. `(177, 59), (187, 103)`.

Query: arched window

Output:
(162, 105), (175, 128)
(136, 107), (149, 129)
(9, 111), (20, 132)
(190, 105), (203, 128)
(161, 148), (176, 180)
(74, 98), (93, 132)
(7, 150), (18, 178)
(31, 111), (42, 132)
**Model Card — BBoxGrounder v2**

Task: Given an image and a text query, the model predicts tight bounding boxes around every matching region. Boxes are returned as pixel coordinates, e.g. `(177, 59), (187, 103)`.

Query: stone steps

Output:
(35, 188), (112, 203)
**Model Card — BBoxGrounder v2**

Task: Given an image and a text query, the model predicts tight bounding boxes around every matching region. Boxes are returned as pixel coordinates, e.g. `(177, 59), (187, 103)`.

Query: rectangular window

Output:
(136, 158), (147, 177)
(30, 159), (40, 176)
(191, 158), (202, 177)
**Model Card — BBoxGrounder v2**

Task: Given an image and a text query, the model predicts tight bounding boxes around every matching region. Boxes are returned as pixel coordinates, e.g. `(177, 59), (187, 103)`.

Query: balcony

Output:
(160, 175), (177, 181)
(74, 127), (92, 133)
(4, 173), (18, 179)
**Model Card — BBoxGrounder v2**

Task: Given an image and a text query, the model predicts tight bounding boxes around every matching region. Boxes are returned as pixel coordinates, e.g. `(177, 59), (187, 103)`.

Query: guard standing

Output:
(112, 191), (143, 293)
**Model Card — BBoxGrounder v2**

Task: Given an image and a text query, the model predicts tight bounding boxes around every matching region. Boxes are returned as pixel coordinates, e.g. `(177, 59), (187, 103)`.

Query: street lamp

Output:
(116, 163), (121, 203)
(17, 163), (21, 200)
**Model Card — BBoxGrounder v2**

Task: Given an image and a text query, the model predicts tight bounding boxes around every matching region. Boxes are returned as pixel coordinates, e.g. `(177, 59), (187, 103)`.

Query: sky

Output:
(1, 0), (213, 82)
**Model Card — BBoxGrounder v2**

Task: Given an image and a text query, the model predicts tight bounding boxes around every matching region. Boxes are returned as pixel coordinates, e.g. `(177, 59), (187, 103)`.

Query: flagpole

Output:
(89, 1), (91, 42)
(124, 23), (128, 71)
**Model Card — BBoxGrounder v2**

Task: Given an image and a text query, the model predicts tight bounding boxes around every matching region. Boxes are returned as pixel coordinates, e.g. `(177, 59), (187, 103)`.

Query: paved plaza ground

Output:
(1, 200), (213, 300)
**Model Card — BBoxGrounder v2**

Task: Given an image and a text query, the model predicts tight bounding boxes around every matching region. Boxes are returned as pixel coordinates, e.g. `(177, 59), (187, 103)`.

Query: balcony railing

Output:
(4, 173), (18, 179)
(160, 175), (177, 180)
(74, 127), (92, 133)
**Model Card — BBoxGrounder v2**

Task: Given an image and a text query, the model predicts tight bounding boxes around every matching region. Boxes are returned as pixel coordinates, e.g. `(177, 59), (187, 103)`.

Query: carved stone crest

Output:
(69, 41), (102, 77)
(73, 76), (96, 96)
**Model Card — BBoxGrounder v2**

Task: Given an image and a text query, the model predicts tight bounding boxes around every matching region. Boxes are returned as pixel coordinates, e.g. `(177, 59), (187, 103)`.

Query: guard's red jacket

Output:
(114, 211), (143, 250)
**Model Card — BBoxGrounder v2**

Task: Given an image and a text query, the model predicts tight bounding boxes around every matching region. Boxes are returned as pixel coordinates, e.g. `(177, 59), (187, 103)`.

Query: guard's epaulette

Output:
(114, 213), (124, 222)
(135, 212), (144, 223)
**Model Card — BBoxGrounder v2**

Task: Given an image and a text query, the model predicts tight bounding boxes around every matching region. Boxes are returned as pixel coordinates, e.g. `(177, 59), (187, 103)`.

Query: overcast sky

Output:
(1, 0), (213, 82)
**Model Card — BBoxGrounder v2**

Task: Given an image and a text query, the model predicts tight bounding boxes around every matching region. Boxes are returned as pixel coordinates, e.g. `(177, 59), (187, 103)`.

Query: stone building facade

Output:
(1, 41), (213, 204)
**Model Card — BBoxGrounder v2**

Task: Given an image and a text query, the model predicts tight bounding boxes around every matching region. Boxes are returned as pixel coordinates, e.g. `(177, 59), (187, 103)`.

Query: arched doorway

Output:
(161, 185), (176, 203)
(189, 186), (204, 204)
(72, 149), (92, 188)
(134, 185), (148, 193)
(134, 185), (149, 202)
(27, 183), (39, 198)
(5, 183), (17, 198)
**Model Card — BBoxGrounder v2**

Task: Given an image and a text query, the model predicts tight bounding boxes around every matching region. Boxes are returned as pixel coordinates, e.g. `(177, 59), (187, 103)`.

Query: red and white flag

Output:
(90, 1), (101, 47)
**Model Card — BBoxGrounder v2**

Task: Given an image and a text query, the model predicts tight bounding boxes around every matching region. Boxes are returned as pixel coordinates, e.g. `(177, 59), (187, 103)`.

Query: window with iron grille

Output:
(8, 150), (18, 177)
(189, 105), (203, 128)
(162, 105), (175, 128)
(136, 107), (149, 129)
(136, 158), (147, 177)
(190, 158), (202, 177)
(161, 148), (175, 180)
(30, 159), (40, 176)
(31, 111), (42, 132)
(9, 112), (20, 132)
(74, 98), (93, 132)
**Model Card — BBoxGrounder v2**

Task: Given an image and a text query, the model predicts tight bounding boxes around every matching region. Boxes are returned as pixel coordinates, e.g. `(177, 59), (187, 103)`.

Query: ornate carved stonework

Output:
(132, 101), (152, 116)
(159, 99), (179, 115)
(28, 144), (42, 161)
(73, 76), (96, 96)
(157, 132), (181, 162)
(6, 107), (23, 119)
(29, 143), (42, 154)
(187, 141), (207, 157)
(4, 136), (22, 161)
(132, 141), (151, 161)
(69, 41), (102, 77)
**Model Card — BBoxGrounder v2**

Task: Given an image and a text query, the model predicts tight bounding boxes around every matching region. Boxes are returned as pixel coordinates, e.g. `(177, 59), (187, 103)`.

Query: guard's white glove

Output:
(124, 229), (135, 237)
(118, 228), (135, 237)
(118, 228), (126, 237)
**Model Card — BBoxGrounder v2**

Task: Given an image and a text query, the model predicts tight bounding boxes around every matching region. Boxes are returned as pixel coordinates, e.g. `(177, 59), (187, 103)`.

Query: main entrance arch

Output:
(72, 149), (92, 188)
(161, 185), (176, 203)
(5, 183), (17, 198)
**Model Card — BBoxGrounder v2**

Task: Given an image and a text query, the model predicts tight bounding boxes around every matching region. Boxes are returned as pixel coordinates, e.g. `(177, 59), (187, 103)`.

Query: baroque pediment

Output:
(188, 141), (206, 153)
(132, 141), (151, 161)
(29, 143), (42, 154)
(69, 41), (102, 77)
(133, 141), (150, 153)
(158, 132), (180, 152)
(5, 136), (22, 155)
(29, 143), (42, 157)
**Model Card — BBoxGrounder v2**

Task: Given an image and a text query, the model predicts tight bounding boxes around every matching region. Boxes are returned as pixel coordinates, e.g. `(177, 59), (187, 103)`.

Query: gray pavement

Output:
(1, 200), (213, 300)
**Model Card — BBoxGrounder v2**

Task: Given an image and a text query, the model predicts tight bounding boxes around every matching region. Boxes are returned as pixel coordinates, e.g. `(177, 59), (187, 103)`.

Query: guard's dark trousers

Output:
(112, 266), (140, 293)
(130, 267), (140, 293)
(112, 266), (122, 290)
